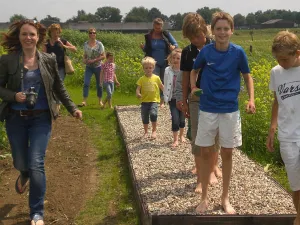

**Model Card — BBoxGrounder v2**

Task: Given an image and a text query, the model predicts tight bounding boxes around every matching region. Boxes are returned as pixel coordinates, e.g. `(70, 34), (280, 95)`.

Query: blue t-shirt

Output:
(11, 68), (49, 110)
(193, 43), (250, 113)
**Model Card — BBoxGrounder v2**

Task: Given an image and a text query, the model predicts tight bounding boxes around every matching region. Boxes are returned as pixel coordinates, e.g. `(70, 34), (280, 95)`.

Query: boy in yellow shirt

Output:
(136, 57), (164, 139)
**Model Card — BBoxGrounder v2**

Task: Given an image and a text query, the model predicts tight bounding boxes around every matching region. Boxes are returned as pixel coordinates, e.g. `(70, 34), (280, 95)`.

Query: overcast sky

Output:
(0, 0), (299, 22)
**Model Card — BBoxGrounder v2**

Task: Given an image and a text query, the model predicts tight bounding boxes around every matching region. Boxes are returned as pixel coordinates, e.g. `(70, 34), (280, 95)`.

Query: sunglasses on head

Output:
(89, 32), (96, 34)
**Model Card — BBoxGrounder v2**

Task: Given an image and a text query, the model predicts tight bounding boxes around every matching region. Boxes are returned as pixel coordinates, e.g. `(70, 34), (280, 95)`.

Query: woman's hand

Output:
(169, 45), (176, 51)
(15, 92), (26, 103)
(73, 110), (82, 120)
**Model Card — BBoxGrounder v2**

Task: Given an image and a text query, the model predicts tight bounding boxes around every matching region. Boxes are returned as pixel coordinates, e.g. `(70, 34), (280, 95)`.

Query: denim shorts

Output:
(141, 102), (158, 124)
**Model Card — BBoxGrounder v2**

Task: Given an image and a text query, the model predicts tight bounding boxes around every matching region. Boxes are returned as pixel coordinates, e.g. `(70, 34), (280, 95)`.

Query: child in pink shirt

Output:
(100, 52), (120, 109)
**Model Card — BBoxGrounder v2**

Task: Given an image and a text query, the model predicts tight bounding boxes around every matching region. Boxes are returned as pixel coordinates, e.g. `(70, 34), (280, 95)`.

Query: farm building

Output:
(64, 22), (172, 33)
(261, 19), (295, 28)
(0, 21), (173, 33)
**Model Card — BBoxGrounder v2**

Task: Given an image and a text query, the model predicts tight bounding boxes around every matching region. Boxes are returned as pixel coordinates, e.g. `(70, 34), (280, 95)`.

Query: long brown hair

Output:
(1, 19), (47, 53)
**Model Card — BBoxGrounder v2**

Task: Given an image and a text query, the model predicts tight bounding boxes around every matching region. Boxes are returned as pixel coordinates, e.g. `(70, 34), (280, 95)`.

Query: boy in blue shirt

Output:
(190, 12), (255, 214)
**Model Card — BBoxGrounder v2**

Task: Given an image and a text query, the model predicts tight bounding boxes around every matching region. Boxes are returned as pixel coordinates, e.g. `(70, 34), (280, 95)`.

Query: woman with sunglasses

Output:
(0, 19), (82, 225)
(79, 27), (105, 107)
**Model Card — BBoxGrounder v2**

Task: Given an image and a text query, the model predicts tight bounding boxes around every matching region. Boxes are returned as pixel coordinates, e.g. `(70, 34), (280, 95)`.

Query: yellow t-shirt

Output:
(136, 74), (162, 103)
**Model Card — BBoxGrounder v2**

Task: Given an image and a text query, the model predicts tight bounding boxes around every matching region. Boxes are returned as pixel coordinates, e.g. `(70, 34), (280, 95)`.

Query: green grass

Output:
(65, 87), (140, 224)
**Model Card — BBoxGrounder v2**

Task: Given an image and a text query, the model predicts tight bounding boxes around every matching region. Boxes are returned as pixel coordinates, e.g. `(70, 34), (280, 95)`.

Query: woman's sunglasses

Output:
(89, 32), (96, 34)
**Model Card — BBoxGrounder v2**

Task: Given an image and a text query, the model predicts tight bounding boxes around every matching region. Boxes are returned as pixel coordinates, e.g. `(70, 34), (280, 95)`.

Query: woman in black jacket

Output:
(0, 20), (82, 225)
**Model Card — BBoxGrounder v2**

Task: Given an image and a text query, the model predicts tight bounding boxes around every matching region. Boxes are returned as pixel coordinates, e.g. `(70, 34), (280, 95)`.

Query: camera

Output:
(25, 87), (38, 109)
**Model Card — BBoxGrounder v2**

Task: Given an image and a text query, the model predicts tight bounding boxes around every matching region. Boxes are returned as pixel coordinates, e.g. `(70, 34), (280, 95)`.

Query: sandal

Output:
(31, 214), (44, 225)
(15, 174), (29, 194)
(77, 102), (86, 107)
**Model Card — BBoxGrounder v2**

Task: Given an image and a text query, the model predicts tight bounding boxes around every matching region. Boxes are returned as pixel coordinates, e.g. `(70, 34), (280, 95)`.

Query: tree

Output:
(196, 7), (222, 24)
(40, 15), (60, 25)
(246, 13), (256, 25)
(168, 13), (186, 30)
(123, 7), (149, 22)
(148, 7), (163, 21)
(66, 10), (97, 23)
(196, 7), (211, 24)
(10, 14), (27, 22)
(95, 6), (122, 22)
(233, 14), (246, 27)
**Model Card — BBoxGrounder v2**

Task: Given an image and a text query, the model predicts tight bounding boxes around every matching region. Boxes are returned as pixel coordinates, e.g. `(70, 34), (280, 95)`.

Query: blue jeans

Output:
(83, 66), (102, 98)
(141, 102), (158, 124)
(169, 99), (185, 131)
(58, 67), (66, 81)
(5, 111), (52, 220)
(103, 82), (114, 99)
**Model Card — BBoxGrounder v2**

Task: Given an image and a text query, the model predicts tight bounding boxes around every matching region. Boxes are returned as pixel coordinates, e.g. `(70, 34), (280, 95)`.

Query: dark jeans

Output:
(83, 66), (102, 98)
(141, 102), (158, 124)
(5, 111), (52, 219)
(169, 99), (185, 131)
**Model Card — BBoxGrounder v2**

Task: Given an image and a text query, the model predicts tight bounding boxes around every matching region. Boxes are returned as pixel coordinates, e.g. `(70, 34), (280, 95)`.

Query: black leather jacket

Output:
(0, 50), (78, 121)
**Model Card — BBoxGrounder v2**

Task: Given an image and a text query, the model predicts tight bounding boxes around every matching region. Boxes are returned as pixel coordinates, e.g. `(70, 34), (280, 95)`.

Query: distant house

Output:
(261, 19), (295, 29)
(64, 22), (173, 33)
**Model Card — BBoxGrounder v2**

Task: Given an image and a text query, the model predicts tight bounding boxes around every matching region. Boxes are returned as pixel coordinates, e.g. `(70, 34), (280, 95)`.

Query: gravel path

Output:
(116, 105), (295, 215)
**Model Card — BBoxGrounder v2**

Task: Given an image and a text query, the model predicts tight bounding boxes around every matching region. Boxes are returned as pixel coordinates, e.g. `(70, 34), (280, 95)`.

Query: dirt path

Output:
(0, 115), (98, 225)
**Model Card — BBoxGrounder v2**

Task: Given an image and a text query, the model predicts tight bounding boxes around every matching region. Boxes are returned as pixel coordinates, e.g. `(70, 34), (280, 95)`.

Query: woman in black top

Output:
(43, 23), (77, 111)
(43, 23), (76, 81)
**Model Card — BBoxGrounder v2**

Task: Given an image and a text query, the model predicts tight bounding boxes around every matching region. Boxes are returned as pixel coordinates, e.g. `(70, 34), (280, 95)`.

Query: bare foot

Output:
(191, 167), (197, 175)
(179, 136), (186, 143)
(195, 199), (208, 213)
(150, 131), (157, 139)
(194, 182), (202, 193)
(99, 101), (103, 107)
(171, 141), (179, 148)
(214, 166), (222, 178)
(142, 133), (148, 139)
(222, 197), (236, 214)
(294, 218), (300, 225)
(209, 172), (218, 185)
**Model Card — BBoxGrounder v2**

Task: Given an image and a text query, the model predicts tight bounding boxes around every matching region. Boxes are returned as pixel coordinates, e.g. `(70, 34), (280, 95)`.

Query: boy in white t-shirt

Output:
(267, 31), (300, 225)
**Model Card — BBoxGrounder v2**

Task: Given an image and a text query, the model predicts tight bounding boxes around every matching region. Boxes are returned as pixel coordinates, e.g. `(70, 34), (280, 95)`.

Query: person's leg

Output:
(179, 109), (186, 143)
(82, 66), (93, 105)
(280, 142), (300, 224)
(149, 102), (158, 139)
(218, 111), (242, 214)
(220, 147), (235, 214)
(102, 82), (108, 108)
(5, 114), (29, 173)
(189, 98), (202, 190)
(141, 103), (150, 138)
(94, 66), (103, 106)
(196, 146), (215, 212)
(107, 82), (114, 108)
(58, 67), (66, 82)
(55, 68), (66, 111)
(28, 112), (52, 220)
(195, 111), (218, 212)
(292, 191), (300, 225)
(169, 99), (180, 147)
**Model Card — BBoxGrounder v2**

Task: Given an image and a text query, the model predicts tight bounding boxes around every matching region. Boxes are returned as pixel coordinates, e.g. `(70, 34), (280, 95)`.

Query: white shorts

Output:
(280, 141), (300, 191)
(195, 110), (242, 148)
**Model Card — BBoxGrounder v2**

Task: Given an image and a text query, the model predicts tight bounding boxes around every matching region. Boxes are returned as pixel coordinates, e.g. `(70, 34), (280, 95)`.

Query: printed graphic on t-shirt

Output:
(143, 80), (156, 92)
(278, 81), (300, 100)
